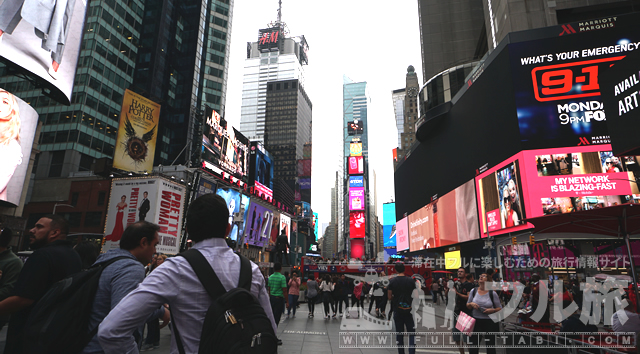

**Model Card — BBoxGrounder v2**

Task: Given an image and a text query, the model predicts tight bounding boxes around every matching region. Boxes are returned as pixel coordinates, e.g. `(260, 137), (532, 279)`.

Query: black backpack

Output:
(23, 256), (130, 354)
(173, 249), (277, 354)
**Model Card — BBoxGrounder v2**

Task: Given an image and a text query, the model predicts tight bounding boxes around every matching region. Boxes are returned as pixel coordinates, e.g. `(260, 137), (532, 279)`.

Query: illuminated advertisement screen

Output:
(249, 142), (273, 192)
(508, 16), (640, 149)
(313, 212), (319, 240)
(350, 142), (363, 156)
(476, 155), (531, 237)
(395, 217), (409, 251)
(216, 187), (248, 242)
(349, 187), (365, 211)
(409, 180), (479, 251)
(113, 90), (160, 173)
(297, 159), (311, 177)
(347, 121), (364, 135)
(244, 202), (276, 248)
(348, 156), (364, 175)
(299, 178), (311, 190)
(349, 211), (365, 238)
(349, 176), (364, 188)
(445, 250), (462, 269)
(280, 213), (291, 245)
(383, 203), (396, 248)
(0, 0), (87, 104)
(0, 88), (38, 207)
(258, 27), (281, 51)
(195, 176), (217, 198)
(521, 144), (640, 218)
(202, 107), (249, 181)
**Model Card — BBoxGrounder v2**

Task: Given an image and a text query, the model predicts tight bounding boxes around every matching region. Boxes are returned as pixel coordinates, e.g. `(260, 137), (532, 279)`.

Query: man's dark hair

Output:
(486, 268), (494, 277)
(465, 274), (473, 281)
(531, 274), (541, 282)
(458, 267), (466, 272)
(395, 262), (405, 273)
(186, 194), (229, 243)
(43, 214), (69, 236)
(74, 241), (99, 269)
(0, 227), (13, 248)
(274, 262), (282, 272)
(119, 221), (160, 251)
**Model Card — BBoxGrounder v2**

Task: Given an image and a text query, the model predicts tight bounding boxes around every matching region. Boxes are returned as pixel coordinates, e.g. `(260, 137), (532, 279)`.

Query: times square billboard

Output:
(395, 13), (640, 226)
(201, 107), (249, 183)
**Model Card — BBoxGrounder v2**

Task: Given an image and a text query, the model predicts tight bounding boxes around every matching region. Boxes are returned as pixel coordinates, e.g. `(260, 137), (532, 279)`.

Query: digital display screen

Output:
(349, 211), (365, 238)
(395, 217), (409, 252)
(349, 176), (364, 188)
(348, 156), (364, 175)
(350, 142), (363, 156)
(349, 187), (365, 211)
(445, 250), (461, 270)
(202, 107), (249, 181)
(347, 121), (364, 135)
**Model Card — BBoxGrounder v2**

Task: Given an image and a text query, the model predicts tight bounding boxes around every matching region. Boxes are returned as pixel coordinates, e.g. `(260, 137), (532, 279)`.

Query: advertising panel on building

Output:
(267, 209), (281, 248)
(396, 217), (409, 252)
(408, 180), (479, 251)
(103, 177), (185, 255)
(509, 16), (640, 149)
(112, 90), (160, 173)
(258, 27), (281, 51)
(350, 142), (363, 156)
(297, 159), (311, 176)
(280, 213), (291, 244)
(600, 49), (640, 156)
(347, 121), (364, 135)
(0, 87), (38, 207)
(195, 176), (217, 198)
(249, 142), (274, 199)
(244, 202), (275, 248)
(313, 212), (319, 240)
(349, 211), (365, 238)
(215, 187), (245, 241)
(383, 203), (396, 248)
(299, 178), (311, 190)
(520, 145), (640, 218)
(0, 0), (87, 104)
(348, 156), (364, 175)
(349, 176), (364, 188)
(445, 250), (462, 270)
(349, 187), (365, 211)
(476, 157), (529, 236)
(202, 107), (249, 182)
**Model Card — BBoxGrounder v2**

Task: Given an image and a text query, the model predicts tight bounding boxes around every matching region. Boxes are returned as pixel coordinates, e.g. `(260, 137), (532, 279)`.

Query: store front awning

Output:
(524, 204), (640, 237)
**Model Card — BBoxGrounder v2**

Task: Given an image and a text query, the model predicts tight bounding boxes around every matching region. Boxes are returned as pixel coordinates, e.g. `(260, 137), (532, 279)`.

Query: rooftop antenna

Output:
(277, 0), (282, 25)
(268, 0), (289, 35)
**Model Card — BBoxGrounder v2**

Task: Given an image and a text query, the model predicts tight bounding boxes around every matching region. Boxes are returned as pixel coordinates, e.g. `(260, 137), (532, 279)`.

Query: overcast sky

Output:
(224, 0), (423, 230)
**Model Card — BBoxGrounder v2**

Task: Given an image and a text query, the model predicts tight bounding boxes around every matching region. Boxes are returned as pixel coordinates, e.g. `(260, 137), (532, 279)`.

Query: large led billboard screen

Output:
(244, 202), (275, 248)
(202, 107), (249, 181)
(113, 90), (160, 173)
(348, 187), (365, 211)
(215, 187), (247, 242)
(383, 203), (396, 248)
(350, 142), (363, 156)
(249, 142), (274, 199)
(349, 211), (365, 238)
(0, 0), (87, 104)
(349, 176), (364, 188)
(508, 16), (640, 149)
(104, 178), (185, 255)
(347, 121), (363, 135)
(408, 180), (479, 251)
(395, 217), (409, 252)
(0, 87), (38, 207)
(348, 156), (364, 175)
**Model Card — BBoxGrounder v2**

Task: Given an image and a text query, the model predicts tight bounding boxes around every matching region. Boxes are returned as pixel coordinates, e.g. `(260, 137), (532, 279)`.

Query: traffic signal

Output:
(529, 235), (535, 245)
(245, 243), (249, 249)
(511, 237), (517, 245)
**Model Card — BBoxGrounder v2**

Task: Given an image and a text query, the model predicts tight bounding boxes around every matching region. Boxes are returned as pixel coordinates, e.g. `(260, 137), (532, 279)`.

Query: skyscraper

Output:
(239, 24), (308, 143)
(393, 66), (420, 167)
(343, 77), (370, 258)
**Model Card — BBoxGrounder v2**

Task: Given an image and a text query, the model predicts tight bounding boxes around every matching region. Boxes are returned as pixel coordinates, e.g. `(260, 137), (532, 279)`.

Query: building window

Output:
(48, 151), (65, 178)
(97, 191), (106, 206)
(71, 192), (79, 206)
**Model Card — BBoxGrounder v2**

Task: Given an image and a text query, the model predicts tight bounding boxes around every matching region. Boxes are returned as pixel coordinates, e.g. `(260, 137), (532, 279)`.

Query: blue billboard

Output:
(215, 187), (250, 241)
(383, 202), (396, 248)
(349, 175), (364, 188)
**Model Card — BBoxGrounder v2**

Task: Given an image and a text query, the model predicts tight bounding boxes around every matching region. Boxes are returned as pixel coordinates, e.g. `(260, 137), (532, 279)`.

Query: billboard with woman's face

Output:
(0, 88), (37, 207)
(0, 0), (87, 104)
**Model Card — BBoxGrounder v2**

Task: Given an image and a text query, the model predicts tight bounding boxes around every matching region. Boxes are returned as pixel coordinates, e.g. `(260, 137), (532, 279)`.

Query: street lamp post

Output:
(53, 203), (75, 214)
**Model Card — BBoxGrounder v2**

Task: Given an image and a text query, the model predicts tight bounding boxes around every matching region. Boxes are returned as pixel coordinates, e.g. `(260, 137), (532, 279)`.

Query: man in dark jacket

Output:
(0, 226), (22, 330)
(82, 221), (168, 353)
(138, 192), (151, 221)
(275, 232), (290, 266)
(0, 215), (82, 354)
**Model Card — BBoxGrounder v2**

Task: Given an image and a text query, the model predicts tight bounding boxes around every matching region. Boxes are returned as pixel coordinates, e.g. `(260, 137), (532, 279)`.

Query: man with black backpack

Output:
(387, 262), (416, 354)
(82, 221), (168, 353)
(0, 215), (82, 354)
(99, 194), (277, 354)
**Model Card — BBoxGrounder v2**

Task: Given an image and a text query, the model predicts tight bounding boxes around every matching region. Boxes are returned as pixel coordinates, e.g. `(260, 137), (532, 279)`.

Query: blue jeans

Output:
(393, 311), (415, 354)
(287, 294), (299, 315)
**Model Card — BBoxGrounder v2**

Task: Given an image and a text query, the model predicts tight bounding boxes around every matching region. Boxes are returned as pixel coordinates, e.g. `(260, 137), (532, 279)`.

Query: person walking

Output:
(286, 271), (301, 318)
(388, 262), (416, 354)
(268, 262), (287, 344)
(452, 268), (474, 354)
(319, 275), (335, 319)
(331, 275), (340, 319)
(466, 273), (502, 354)
(0, 215), (82, 354)
(82, 221), (168, 354)
(306, 276), (318, 318)
(98, 194), (277, 352)
(431, 279), (440, 304)
(337, 274), (351, 317)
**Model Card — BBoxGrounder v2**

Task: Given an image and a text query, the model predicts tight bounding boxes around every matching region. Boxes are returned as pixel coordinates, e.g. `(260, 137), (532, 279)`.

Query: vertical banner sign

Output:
(103, 177), (184, 255)
(0, 88), (38, 207)
(113, 90), (160, 173)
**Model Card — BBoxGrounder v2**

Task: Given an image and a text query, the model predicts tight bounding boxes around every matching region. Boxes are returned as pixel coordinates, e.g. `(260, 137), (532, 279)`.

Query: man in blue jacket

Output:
(82, 221), (168, 353)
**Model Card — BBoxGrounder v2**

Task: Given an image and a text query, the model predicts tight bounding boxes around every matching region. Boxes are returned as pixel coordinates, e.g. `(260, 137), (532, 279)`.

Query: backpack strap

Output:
(237, 254), (252, 291)
(180, 248), (227, 298)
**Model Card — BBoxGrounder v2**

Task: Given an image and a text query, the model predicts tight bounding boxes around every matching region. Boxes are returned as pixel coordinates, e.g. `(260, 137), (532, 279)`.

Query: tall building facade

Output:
(391, 88), (405, 149)
(239, 27), (308, 143)
(394, 66), (420, 167)
(264, 78), (312, 198)
(343, 77), (370, 258)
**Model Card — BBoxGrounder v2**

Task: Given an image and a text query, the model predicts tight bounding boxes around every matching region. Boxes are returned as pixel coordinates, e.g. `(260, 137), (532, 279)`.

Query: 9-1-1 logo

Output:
(531, 56), (625, 102)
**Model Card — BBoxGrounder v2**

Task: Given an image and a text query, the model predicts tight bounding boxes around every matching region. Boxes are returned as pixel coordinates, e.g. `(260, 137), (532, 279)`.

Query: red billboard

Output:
(348, 156), (364, 175)
(349, 211), (365, 238)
